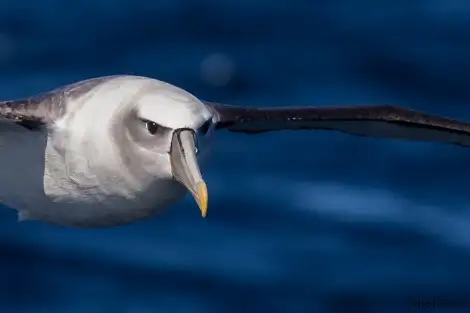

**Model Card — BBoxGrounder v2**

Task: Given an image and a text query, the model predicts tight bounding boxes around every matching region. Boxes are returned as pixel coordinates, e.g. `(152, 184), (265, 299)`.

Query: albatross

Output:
(0, 75), (468, 227)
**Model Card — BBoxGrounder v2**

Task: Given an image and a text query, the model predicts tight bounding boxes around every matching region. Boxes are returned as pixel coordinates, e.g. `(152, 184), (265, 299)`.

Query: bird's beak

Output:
(170, 129), (208, 217)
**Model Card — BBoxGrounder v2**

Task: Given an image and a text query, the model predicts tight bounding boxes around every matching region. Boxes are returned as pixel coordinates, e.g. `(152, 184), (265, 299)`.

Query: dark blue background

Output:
(0, 1), (470, 312)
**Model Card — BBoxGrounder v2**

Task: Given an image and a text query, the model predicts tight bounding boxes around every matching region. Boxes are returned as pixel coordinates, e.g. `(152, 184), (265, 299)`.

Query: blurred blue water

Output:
(1, 1), (470, 312)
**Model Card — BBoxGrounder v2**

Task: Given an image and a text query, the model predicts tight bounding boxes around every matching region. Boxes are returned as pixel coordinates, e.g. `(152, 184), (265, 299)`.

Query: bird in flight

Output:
(0, 75), (468, 228)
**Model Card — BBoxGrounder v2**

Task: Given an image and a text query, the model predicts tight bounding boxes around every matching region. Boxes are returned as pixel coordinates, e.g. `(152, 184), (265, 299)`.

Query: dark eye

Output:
(198, 120), (211, 135)
(146, 121), (160, 135)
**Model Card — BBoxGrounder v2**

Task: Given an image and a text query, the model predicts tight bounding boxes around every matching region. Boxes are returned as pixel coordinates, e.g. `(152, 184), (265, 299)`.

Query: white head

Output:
(52, 76), (215, 216)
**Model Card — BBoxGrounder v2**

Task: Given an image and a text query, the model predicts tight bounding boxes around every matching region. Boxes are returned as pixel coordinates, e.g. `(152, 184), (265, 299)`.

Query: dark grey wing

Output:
(0, 76), (119, 130)
(207, 102), (470, 147)
(0, 97), (49, 130)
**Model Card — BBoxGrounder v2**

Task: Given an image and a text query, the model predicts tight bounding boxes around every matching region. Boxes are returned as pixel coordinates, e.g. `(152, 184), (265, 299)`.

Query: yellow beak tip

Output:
(196, 181), (208, 218)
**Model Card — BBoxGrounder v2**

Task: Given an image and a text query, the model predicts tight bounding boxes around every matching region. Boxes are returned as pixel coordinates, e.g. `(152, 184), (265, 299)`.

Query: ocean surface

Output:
(0, 1), (470, 312)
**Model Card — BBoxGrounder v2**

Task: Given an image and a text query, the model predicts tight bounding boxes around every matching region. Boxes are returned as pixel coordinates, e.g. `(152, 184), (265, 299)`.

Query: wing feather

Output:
(0, 76), (118, 130)
(208, 102), (470, 147)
